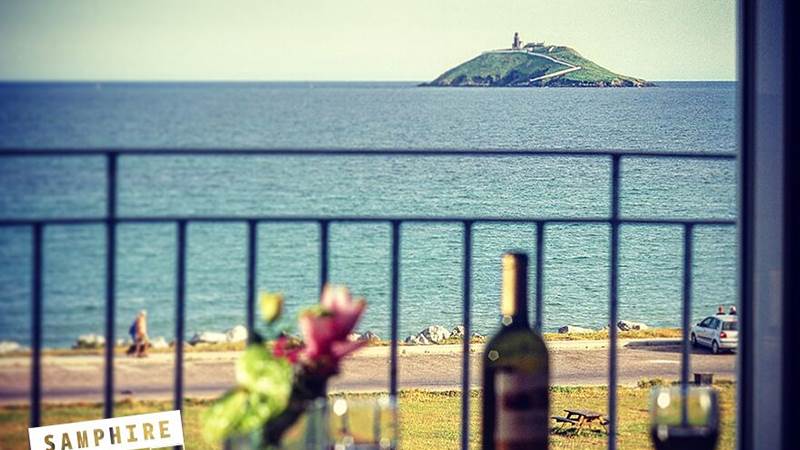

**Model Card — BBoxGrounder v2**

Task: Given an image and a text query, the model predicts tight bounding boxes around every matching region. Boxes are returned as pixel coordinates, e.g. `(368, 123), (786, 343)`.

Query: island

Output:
(422, 32), (653, 88)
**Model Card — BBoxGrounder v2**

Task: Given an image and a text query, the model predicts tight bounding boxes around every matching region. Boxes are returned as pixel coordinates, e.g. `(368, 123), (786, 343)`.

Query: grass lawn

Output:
(1, 382), (734, 450)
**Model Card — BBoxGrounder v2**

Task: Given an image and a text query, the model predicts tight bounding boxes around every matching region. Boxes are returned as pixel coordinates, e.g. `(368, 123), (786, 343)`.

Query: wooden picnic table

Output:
(552, 408), (608, 434)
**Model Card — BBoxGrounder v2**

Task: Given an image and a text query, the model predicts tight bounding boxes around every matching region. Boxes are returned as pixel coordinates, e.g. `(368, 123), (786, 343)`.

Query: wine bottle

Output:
(482, 252), (549, 450)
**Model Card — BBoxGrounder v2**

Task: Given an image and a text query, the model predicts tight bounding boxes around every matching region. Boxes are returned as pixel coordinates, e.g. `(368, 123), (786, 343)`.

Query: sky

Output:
(0, 0), (737, 82)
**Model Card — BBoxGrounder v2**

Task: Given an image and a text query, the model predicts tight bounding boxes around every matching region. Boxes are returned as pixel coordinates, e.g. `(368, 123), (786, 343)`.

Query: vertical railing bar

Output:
(174, 220), (187, 414)
(104, 153), (117, 419)
(681, 223), (694, 426)
(460, 221), (473, 450)
(30, 223), (43, 427)
(246, 220), (257, 343)
(737, 3), (754, 447)
(316, 219), (330, 401)
(534, 221), (544, 333)
(389, 221), (400, 399)
(320, 220), (329, 293)
(608, 154), (621, 450)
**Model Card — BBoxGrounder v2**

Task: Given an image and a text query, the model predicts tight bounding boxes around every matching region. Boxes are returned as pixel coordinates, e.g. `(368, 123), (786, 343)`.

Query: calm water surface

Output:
(0, 82), (736, 346)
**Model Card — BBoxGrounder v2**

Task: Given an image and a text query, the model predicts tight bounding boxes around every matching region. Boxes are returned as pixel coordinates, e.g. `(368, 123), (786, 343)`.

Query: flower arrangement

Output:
(202, 285), (366, 447)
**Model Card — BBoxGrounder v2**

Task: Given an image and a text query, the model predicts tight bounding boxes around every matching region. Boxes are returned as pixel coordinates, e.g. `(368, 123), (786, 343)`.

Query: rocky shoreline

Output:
(0, 320), (657, 355)
(422, 78), (653, 88)
(66, 324), (252, 350)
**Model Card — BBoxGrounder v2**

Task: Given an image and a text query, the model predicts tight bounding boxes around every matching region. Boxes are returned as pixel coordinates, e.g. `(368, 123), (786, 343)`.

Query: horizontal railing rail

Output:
(0, 216), (736, 226)
(0, 148), (737, 450)
(0, 148), (737, 158)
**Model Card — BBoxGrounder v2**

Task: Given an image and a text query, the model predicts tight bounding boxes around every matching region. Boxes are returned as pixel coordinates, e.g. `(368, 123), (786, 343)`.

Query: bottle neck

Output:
(501, 304), (529, 328)
(501, 253), (529, 328)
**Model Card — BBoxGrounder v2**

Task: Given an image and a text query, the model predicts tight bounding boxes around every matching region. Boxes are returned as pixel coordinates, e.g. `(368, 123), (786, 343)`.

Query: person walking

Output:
(131, 310), (149, 357)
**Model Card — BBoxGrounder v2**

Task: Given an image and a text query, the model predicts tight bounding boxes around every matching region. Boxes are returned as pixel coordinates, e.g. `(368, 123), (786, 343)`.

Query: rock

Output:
(470, 332), (487, 343)
(558, 325), (594, 334)
(347, 333), (362, 342)
(0, 341), (21, 354)
(617, 320), (649, 331)
(225, 325), (248, 343)
(189, 331), (228, 345)
(150, 337), (169, 349)
(74, 333), (105, 349)
(359, 331), (381, 343)
(404, 334), (431, 345)
(419, 325), (451, 344)
(451, 326), (465, 339)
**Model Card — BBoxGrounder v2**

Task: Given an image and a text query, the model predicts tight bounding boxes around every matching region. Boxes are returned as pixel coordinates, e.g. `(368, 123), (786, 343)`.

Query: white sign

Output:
(28, 410), (184, 450)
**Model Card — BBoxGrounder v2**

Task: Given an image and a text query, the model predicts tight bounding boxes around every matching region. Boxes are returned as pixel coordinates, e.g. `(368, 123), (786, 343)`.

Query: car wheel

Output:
(711, 340), (719, 355)
(690, 333), (697, 347)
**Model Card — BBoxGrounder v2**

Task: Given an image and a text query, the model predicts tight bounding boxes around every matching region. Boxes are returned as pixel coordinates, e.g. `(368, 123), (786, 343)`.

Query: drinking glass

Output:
(326, 395), (398, 450)
(235, 396), (398, 450)
(649, 385), (719, 450)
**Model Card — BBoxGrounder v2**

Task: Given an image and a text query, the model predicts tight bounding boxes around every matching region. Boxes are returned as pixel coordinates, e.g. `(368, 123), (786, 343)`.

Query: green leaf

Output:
(236, 345), (293, 409)
(259, 292), (284, 324)
(236, 392), (275, 434)
(204, 346), (294, 442)
(201, 388), (249, 443)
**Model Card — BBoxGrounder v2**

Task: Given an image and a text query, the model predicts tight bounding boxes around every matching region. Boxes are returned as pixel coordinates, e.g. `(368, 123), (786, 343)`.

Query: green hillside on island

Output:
(423, 34), (653, 87)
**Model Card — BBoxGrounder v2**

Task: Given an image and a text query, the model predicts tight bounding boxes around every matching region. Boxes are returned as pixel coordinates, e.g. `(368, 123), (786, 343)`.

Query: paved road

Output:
(530, 66), (582, 82)
(0, 340), (735, 404)
(487, 50), (577, 68)
(486, 50), (582, 83)
(526, 51), (576, 68)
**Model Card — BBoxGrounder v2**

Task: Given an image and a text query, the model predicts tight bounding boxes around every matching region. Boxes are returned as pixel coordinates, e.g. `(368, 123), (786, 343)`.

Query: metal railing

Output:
(0, 148), (737, 450)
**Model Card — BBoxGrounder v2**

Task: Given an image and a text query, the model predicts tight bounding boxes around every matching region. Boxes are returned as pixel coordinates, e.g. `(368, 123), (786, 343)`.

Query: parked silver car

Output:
(690, 314), (738, 354)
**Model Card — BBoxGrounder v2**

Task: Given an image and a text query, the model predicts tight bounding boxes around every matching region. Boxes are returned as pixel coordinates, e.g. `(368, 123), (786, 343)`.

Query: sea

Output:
(0, 81), (737, 348)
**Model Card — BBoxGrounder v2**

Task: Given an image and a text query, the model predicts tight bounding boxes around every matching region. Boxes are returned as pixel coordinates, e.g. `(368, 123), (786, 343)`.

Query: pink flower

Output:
(322, 285), (366, 339)
(273, 336), (302, 364)
(298, 285), (366, 374)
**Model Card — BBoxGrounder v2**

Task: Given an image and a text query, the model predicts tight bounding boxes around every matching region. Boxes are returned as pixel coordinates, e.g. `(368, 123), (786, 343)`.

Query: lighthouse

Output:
(512, 32), (521, 50)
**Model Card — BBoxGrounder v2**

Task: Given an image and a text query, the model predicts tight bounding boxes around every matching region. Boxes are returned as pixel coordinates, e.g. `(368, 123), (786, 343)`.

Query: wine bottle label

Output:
(494, 370), (548, 447)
